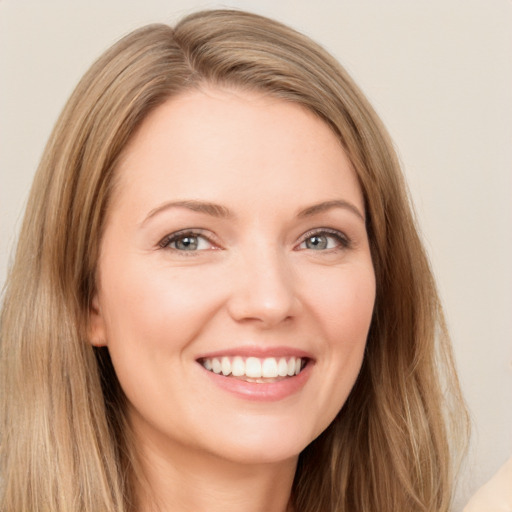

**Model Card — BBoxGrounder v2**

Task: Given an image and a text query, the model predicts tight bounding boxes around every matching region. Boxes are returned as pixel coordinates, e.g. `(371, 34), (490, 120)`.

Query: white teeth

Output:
(277, 358), (288, 377)
(262, 357), (278, 378)
(245, 357), (262, 378)
(295, 358), (302, 375)
(287, 358), (295, 376)
(231, 356), (245, 376)
(201, 356), (306, 379)
(212, 358), (222, 374)
(221, 357), (231, 376)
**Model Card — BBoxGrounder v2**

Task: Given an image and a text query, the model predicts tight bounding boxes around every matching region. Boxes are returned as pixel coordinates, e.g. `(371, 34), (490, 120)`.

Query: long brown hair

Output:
(0, 9), (468, 511)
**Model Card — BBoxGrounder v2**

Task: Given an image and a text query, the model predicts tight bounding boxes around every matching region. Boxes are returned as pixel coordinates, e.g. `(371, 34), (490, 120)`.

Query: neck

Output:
(132, 432), (297, 512)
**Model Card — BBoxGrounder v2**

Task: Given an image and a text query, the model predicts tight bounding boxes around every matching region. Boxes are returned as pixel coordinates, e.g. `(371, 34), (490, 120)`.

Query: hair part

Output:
(0, 9), (469, 512)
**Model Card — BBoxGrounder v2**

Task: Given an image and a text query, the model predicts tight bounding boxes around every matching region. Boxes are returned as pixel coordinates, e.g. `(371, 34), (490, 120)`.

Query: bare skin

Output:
(135, 429), (296, 512)
(90, 86), (375, 511)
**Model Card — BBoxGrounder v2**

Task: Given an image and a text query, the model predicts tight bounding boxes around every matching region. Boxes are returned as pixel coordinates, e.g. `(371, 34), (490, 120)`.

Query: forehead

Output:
(111, 86), (364, 217)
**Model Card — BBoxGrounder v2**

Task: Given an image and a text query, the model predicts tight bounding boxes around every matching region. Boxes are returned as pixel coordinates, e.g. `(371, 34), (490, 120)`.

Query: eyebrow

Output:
(142, 200), (233, 225)
(297, 200), (365, 222)
(142, 198), (365, 225)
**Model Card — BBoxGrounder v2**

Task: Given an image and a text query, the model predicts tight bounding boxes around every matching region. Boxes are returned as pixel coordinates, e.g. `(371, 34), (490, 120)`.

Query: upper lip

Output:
(195, 345), (314, 361)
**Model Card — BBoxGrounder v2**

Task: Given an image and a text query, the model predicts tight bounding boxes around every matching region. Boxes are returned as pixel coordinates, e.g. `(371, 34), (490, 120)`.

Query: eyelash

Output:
(297, 228), (351, 252)
(158, 230), (215, 253)
(158, 228), (351, 253)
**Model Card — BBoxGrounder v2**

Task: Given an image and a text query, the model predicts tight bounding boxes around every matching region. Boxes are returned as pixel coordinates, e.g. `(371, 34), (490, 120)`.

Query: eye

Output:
(298, 230), (350, 251)
(159, 230), (214, 252)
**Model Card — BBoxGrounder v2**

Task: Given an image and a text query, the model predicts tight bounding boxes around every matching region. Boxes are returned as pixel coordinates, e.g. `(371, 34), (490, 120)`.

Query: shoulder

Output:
(463, 456), (512, 512)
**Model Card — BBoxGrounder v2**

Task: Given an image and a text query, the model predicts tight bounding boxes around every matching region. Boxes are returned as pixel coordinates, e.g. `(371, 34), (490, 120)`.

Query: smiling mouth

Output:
(198, 356), (307, 382)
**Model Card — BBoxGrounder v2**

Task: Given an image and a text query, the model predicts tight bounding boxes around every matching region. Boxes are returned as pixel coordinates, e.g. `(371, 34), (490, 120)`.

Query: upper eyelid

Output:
(299, 227), (349, 241)
(296, 228), (351, 249)
(158, 229), (216, 249)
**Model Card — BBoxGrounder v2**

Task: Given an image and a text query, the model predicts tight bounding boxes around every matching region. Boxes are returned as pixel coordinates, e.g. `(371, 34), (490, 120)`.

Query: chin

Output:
(198, 416), (325, 466)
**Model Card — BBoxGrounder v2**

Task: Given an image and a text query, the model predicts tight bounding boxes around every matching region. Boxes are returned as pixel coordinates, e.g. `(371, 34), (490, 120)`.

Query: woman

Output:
(0, 9), (468, 512)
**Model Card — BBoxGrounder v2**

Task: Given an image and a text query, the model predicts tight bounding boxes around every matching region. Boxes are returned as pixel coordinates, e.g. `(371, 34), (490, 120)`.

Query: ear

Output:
(88, 294), (108, 347)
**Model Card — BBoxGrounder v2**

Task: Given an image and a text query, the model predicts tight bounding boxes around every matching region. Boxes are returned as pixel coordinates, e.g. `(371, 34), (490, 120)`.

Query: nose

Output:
(226, 247), (300, 328)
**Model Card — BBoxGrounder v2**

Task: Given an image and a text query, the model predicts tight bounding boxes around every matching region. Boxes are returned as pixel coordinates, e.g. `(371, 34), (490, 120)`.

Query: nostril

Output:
(226, 288), (299, 326)
(224, 253), (301, 326)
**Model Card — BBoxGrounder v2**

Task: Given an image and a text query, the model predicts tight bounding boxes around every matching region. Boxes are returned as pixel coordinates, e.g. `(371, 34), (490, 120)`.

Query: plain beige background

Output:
(1, 1), (511, 509)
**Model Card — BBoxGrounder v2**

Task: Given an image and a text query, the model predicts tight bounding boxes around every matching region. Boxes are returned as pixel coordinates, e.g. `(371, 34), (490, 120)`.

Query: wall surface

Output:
(1, 1), (511, 509)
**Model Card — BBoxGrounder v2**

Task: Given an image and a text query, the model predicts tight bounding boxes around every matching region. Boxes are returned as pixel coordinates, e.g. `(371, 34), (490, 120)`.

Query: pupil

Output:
(306, 235), (327, 250)
(177, 236), (198, 250)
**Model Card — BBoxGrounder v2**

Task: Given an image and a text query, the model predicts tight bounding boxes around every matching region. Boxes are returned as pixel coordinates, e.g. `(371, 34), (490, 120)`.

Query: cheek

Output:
(98, 258), (226, 354)
(96, 260), (228, 421)
(308, 264), (374, 394)
(307, 264), (376, 346)
(294, 264), (375, 437)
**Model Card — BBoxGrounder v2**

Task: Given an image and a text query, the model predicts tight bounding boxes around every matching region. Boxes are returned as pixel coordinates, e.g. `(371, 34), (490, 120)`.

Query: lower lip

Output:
(199, 362), (313, 402)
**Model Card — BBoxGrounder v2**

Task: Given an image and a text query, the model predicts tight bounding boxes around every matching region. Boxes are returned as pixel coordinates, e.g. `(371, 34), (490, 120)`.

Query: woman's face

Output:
(90, 87), (375, 467)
